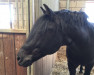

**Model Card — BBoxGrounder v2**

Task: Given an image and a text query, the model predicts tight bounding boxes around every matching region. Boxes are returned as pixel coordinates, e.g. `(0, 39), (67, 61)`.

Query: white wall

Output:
(42, 0), (59, 11)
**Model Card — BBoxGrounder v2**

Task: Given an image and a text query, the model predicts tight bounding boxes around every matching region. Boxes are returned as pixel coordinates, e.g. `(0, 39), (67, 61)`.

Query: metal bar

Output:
(66, 0), (70, 9)
(39, 0), (42, 16)
(32, 0), (35, 26)
(21, 0), (24, 29)
(26, 1), (31, 75)
(26, 0), (34, 75)
(8, 0), (12, 29)
(30, 0), (34, 74)
(16, 0), (19, 29)
(29, 1), (34, 75)
(30, 0), (33, 30)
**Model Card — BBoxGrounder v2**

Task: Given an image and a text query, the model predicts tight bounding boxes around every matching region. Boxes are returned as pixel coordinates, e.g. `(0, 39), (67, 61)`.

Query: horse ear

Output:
(42, 4), (60, 25)
(40, 7), (46, 14)
(43, 4), (54, 15)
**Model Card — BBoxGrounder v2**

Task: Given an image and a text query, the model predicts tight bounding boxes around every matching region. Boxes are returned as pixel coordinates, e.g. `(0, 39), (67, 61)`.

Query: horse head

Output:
(17, 4), (63, 67)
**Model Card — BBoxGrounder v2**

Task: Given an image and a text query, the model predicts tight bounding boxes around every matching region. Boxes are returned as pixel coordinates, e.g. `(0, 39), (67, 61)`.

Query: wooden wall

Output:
(0, 0), (31, 75)
(0, 33), (27, 75)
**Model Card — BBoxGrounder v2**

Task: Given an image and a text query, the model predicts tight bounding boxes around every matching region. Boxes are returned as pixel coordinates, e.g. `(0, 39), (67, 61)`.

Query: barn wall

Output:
(0, 0), (32, 75)
(42, 0), (59, 11)
(59, 0), (90, 11)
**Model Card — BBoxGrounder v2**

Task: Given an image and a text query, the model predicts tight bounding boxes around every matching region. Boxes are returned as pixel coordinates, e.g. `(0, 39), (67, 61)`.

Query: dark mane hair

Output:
(54, 9), (94, 36)
(56, 9), (88, 26)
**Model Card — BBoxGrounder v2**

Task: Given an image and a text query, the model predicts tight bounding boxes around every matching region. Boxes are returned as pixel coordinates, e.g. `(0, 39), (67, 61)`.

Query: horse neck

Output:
(60, 15), (86, 46)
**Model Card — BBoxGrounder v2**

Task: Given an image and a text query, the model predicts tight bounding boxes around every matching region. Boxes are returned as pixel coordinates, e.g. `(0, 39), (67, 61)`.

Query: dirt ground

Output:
(50, 61), (94, 75)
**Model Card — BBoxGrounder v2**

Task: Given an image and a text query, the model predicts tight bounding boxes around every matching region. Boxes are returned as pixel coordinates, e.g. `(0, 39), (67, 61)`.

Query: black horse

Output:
(17, 4), (94, 75)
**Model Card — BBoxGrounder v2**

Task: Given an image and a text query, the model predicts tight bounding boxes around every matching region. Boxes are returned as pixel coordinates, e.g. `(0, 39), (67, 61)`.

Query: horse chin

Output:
(23, 62), (32, 67)
(18, 60), (33, 67)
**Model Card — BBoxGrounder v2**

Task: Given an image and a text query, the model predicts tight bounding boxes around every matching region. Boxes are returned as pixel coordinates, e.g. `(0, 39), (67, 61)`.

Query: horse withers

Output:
(17, 4), (94, 75)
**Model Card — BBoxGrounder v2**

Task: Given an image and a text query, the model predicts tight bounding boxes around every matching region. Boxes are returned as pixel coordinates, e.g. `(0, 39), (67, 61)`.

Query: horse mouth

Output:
(18, 60), (32, 67)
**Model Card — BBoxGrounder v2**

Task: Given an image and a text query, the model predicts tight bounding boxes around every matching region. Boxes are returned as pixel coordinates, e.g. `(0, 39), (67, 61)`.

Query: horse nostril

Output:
(17, 56), (21, 61)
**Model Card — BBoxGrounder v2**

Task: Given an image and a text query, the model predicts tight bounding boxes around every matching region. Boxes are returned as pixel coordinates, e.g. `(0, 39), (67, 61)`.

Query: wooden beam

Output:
(0, 29), (26, 33)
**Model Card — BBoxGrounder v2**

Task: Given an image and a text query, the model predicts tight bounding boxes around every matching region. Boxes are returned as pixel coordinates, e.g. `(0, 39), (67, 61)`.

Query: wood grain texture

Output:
(3, 34), (16, 75)
(15, 34), (27, 75)
(0, 34), (5, 75)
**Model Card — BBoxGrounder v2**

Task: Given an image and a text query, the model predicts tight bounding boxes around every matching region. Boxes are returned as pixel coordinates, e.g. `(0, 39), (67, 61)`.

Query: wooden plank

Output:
(0, 29), (26, 33)
(15, 34), (27, 75)
(0, 34), (5, 75)
(3, 34), (16, 75)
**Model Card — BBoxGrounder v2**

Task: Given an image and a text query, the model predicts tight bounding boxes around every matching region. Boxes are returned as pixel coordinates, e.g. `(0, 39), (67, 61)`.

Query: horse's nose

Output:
(17, 56), (21, 61)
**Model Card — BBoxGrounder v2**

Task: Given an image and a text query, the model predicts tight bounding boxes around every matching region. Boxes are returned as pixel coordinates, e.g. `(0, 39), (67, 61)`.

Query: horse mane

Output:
(55, 9), (94, 35)
(57, 9), (88, 26)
